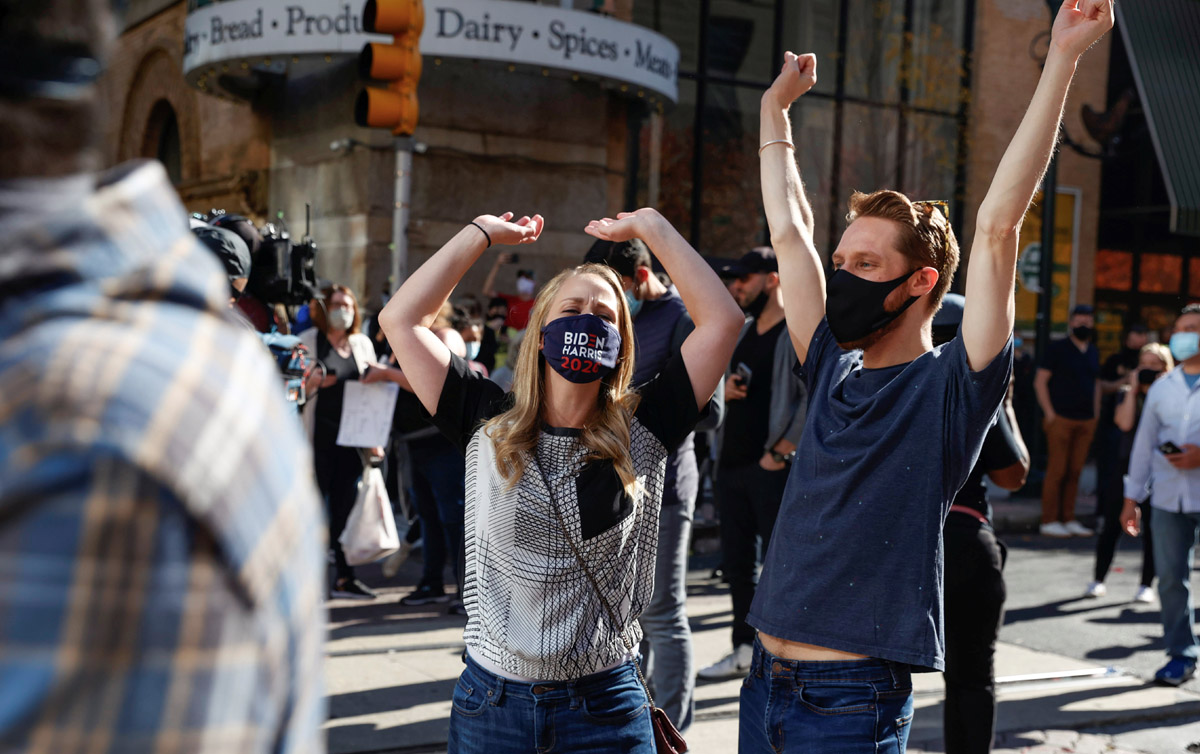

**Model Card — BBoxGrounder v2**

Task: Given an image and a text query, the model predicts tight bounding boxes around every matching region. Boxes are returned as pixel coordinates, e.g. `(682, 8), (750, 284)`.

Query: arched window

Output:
(143, 99), (182, 185)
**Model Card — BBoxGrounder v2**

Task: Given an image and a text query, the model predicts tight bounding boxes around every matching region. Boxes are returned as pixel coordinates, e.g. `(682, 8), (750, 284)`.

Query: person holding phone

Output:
(482, 251), (537, 332)
(1085, 342), (1172, 602)
(378, 209), (743, 752)
(698, 247), (807, 681)
(1123, 305), (1200, 686)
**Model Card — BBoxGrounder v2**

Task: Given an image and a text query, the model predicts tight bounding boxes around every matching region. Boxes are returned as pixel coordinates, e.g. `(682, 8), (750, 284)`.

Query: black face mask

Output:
(1072, 325), (1095, 341)
(743, 289), (769, 318)
(825, 269), (919, 345)
(1138, 368), (1162, 386)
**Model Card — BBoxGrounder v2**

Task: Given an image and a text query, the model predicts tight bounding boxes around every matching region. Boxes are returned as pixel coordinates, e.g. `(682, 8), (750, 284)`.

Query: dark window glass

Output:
(1138, 253), (1182, 294)
(1096, 249), (1134, 291)
(844, 0), (903, 104)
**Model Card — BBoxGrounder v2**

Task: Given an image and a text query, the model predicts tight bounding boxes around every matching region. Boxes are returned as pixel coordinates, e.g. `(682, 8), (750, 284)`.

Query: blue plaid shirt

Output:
(0, 162), (327, 752)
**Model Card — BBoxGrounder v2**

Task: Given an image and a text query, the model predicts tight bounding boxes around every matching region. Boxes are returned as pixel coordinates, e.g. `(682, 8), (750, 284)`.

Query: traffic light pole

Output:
(390, 136), (413, 294)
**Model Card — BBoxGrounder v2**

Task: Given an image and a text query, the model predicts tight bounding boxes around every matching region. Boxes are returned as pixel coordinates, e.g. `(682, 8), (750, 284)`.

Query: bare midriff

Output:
(759, 631), (871, 661)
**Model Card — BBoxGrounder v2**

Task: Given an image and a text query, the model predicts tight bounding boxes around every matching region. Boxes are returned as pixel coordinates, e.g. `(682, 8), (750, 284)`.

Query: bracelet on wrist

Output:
(758, 139), (794, 156)
(469, 221), (492, 248)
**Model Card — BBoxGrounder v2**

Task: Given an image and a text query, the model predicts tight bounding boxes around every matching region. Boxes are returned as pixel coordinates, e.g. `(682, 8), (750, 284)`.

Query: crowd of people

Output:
(12, 1), (1200, 754)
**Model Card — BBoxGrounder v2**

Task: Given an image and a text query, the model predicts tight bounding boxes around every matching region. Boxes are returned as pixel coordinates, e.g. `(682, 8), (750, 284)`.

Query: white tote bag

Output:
(339, 465), (400, 566)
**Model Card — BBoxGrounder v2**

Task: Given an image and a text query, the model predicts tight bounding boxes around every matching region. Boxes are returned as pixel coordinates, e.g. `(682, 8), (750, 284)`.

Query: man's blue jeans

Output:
(1152, 506), (1200, 660)
(408, 437), (465, 592)
(638, 496), (695, 731)
(739, 638), (914, 754)
(448, 652), (654, 753)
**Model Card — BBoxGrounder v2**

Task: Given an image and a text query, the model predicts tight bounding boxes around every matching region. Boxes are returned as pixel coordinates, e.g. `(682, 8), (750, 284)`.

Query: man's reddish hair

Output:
(846, 190), (960, 310)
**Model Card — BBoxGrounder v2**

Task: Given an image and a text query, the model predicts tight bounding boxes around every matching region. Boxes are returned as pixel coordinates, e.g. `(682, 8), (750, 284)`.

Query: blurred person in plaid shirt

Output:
(0, 1), (327, 752)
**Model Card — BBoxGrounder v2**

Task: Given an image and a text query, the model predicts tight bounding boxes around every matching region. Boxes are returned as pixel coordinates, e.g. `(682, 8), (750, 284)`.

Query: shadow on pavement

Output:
(1003, 597), (1115, 625)
(328, 718), (450, 754)
(1084, 634), (1162, 662)
(910, 682), (1200, 749)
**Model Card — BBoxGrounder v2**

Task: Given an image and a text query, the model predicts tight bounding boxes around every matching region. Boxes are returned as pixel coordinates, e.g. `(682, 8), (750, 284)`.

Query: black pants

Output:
(716, 463), (788, 649)
(313, 436), (362, 582)
(943, 515), (1007, 754)
(1094, 495), (1155, 587)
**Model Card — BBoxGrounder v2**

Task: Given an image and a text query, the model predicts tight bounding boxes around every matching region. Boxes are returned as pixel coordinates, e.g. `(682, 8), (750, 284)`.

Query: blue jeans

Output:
(409, 437), (465, 591)
(449, 652), (654, 754)
(1152, 506), (1200, 660)
(638, 496), (695, 732)
(739, 638), (914, 754)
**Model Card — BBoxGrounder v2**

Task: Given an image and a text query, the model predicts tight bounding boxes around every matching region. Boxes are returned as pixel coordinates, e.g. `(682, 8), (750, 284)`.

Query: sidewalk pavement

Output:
(325, 551), (1200, 754)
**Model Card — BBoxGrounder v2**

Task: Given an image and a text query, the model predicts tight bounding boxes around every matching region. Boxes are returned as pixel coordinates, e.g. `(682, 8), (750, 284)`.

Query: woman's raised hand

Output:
(474, 212), (546, 246)
(584, 208), (664, 243)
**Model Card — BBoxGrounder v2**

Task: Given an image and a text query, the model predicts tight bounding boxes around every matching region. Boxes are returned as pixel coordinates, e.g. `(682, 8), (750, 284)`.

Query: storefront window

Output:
(1095, 249), (1134, 291)
(1138, 253), (1182, 294)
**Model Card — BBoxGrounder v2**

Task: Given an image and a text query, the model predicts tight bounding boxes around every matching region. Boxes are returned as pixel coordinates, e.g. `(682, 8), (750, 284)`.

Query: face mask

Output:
(541, 314), (621, 384)
(328, 308), (354, 332)
(743, 290), (769, 319)
(1170, 331), (1200, 362)
(625, 288), (643, 319)
(465, 340), (482, 361)
(1072, 325), (1094, 341)
(1138, 368), (1162, 386)
(516, 277), (536, 297)
(824, 269), (919, 345)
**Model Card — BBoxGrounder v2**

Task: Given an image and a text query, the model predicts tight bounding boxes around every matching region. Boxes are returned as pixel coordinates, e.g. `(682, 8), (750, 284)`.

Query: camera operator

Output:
(212, 212), (274, 332)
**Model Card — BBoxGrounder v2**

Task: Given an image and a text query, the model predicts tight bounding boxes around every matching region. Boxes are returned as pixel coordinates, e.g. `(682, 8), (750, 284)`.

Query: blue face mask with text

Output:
(1170, 331), (1200, 363)
(541, 314), (621, 384)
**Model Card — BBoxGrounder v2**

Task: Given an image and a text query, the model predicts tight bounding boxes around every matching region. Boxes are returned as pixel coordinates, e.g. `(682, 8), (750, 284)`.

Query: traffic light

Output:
(355, 0), (424, 135)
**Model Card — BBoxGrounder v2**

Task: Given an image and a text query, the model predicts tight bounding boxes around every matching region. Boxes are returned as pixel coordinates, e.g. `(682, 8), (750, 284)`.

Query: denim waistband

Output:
(462, 650), (641, 703)
(749, 637), (911, 687)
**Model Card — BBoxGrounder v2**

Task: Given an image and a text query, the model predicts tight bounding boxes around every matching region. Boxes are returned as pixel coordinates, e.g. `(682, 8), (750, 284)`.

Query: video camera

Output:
(254, 204), (321, 307)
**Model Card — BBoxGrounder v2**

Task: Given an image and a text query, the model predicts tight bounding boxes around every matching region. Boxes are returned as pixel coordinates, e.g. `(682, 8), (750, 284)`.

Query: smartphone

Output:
(1159, 441), (1183, 455)
(734, 362), (753, 388)
(509, 253), (520, 264)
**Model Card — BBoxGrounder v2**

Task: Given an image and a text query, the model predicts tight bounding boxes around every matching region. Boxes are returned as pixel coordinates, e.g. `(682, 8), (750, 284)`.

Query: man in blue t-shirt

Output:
(743, 4), (1114, 751)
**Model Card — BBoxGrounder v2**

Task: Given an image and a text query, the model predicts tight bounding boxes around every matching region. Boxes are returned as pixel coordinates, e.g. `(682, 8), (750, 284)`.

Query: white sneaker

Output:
(1064, 520), (1094, 536)
(1040, 521), (1071, 538)
(1134, 585), (1156, 603)
(697, 644), (753, 681)
(1084, 581), (1107, 598)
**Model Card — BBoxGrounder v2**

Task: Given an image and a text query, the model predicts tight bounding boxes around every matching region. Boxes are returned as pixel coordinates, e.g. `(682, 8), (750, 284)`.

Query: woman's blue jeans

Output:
(448, 652), (655, 754)
(739, 638), (914, 753)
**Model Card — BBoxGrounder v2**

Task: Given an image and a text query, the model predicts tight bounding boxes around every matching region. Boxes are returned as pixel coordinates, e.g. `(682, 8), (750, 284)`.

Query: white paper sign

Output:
(182, 0), (679, 102)
(336, 381), (400, 448)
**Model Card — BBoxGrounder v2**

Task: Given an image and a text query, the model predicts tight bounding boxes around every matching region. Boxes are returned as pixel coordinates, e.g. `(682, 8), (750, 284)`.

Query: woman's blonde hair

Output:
(1141, 342), (1174, 371)
(484, 263), (641, 496)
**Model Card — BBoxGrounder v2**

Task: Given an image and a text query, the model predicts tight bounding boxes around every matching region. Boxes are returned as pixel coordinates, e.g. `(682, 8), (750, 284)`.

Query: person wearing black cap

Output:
(1034, 303), (1100, 537)
(212, 213), (275, 332)
(934, 294), (1029, 754)
(698, 246), (807, 681)
(585, 237), (727, 732)
(192, 224), (252, 307)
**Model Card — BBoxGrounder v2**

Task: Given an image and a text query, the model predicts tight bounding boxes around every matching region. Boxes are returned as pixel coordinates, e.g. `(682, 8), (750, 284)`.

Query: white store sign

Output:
(183, 0), (679, 102)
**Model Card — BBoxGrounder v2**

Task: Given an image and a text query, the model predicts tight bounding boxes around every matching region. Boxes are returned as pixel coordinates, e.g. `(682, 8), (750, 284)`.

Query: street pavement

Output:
(324, 492), (1200, 753)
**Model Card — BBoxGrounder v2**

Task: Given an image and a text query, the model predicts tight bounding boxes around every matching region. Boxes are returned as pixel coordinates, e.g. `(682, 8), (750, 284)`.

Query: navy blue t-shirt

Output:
(748, 318), (1013, 671)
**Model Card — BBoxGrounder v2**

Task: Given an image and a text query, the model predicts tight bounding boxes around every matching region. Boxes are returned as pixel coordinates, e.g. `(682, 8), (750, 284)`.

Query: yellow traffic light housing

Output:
(355, 0), (424, 135)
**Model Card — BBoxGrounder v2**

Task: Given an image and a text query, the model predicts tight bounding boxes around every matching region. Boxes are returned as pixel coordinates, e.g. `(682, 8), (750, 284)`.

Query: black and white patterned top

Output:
(430, 352), (703, 681)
